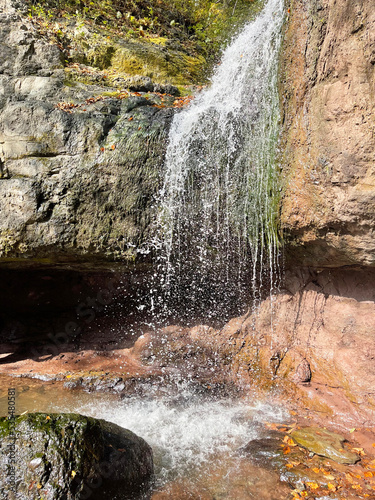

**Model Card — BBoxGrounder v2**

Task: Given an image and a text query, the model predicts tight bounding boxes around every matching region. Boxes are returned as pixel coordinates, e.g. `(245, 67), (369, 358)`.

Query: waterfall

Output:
(153, 0), (284, 322)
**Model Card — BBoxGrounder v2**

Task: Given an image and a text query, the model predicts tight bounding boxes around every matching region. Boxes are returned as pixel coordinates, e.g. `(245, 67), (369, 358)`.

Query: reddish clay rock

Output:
(280, 0), (375, 267)
(213, 268), (375, 426)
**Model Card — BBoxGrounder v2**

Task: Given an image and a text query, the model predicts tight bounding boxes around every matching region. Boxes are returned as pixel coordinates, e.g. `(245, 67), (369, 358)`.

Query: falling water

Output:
(153, 0), (284, 322)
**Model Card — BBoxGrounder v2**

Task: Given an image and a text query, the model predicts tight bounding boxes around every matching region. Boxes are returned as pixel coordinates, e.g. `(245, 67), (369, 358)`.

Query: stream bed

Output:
(0, 375), (292, 499)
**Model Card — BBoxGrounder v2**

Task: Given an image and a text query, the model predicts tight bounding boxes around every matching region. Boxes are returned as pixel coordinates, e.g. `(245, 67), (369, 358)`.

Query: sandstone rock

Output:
(0, 412), (154, 499)
(280, 0), (375, 268)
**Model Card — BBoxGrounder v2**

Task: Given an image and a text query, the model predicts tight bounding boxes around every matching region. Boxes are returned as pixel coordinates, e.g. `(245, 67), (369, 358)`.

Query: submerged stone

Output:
(0, 412), (154, 499)
(290, 427), (359, 464)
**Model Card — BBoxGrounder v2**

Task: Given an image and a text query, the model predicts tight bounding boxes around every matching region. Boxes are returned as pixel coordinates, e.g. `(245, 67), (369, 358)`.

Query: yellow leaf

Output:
(300, 492), (308, 498)
(71, 470), (76, 478)
(352, 447), (366, 456)
(312, 467), (320, 474)
(45, 416), (51, 421)
(352, 484), (362, 490)
(286, 463), (294, 468)
(349, 428), (356, 433)
(37, 483), (42, 489)
(328, 483), (336, 492)
(364, 471), (373, 478)
(306, 482), (319, 490)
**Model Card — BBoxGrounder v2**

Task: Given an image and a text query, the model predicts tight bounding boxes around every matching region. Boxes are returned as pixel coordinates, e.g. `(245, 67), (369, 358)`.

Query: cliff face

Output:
(280, 0), (375, 267)
(272, 0), (375, 422)
(0, 0), (175, 266)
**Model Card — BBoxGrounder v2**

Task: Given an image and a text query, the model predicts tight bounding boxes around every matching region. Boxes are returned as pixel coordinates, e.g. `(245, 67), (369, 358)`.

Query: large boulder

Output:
(0, 412), (154, 499)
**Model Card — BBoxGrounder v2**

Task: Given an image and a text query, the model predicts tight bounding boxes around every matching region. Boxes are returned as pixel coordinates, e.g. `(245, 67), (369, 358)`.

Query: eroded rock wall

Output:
(280, 0), (375, 267)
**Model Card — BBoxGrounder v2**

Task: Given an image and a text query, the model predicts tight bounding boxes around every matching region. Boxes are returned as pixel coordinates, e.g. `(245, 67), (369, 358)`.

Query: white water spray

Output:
(153, 0), (285, 320)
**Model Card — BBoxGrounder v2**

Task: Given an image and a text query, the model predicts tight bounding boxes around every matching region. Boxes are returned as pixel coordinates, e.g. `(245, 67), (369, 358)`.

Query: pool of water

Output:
(0, 375), (292, 499)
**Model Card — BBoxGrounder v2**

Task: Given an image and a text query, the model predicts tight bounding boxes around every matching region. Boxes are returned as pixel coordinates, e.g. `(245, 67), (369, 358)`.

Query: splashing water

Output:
(150, 0), (284, 323)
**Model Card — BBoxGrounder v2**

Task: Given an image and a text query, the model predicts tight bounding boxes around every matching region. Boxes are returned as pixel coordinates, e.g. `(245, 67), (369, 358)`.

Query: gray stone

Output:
(0, 1), (175, 267)
(0, 412), (154, 499)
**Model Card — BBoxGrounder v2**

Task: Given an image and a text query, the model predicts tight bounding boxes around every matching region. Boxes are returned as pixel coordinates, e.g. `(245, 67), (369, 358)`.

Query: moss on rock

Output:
(0, 412), (154, 499)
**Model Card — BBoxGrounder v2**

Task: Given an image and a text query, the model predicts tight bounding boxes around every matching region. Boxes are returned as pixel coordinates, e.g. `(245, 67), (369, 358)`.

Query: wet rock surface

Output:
(0, 412), (154, 499)
(242, 422), (375, 499)
(290, 427), (359, 465)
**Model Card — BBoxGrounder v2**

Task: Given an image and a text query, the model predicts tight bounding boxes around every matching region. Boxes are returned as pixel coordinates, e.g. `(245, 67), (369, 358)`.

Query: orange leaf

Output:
(364, 471), (373, 478)
(286, 463), (294, 468)
(100, 147), (105, 152)
(111, 144), (115, 150)
(352, 447), (365, 456)
(306, 482), (319, 490)
(283, 446), (291, 455)
(128, 116), (134, 121)
(352, 484), (362, 490)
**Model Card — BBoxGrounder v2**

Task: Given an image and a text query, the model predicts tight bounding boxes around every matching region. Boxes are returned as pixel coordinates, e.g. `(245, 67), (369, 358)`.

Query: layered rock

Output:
(280, 0), (375, 267)
(0, 0), (175, 267)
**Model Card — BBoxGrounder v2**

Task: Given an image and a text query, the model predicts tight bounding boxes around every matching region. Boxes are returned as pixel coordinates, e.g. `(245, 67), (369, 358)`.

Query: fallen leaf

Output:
(351, 484), (362, 490)
(128, 116), (134, 121)
(283, 446), (291, 455)
(286, 463), (294, 468)
(111, 144), (115, 150)
(349, 428), (356, 433)
(312, 467), (320, 474)
(327, 483), (336, 492)
(352, 447), (366, 456)
(306, 482), (319, 490)
(71, 471), (76, 478)
(100, 147), (105, 152)
(364, 471), (373, 478)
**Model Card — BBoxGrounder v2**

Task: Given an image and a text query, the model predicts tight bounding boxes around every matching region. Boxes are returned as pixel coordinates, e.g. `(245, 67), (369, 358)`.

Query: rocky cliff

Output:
(280, 0), (375, 268)
(1, 0), (375, 428)
(0, 0), (175, 266)
(269, 0), (375, 422)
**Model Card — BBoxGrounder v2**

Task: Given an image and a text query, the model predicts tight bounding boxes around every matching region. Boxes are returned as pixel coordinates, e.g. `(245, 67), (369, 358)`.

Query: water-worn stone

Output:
(290, 427), (359, 464)
(0, 412), (154, 499)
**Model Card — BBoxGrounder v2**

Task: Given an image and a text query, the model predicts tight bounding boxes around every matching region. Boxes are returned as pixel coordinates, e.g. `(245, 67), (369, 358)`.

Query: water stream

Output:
(1, 1), (288, 498)
(152, 0), (284, 322)
(0, 376), (289, 499)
